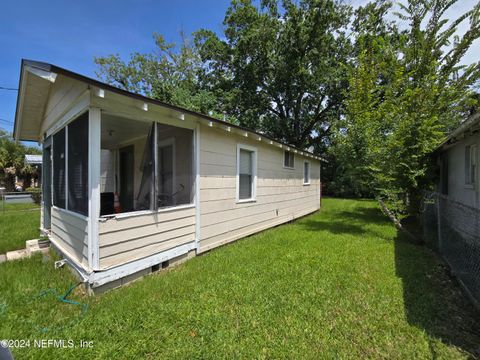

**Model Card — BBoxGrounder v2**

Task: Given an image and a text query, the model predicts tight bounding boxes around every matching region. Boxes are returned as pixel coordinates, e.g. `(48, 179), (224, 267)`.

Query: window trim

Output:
(236, 143), (257, 203)
(303, 160), (311, 185)
(283, 150), (295, 169)
(465, 143), (477, 188)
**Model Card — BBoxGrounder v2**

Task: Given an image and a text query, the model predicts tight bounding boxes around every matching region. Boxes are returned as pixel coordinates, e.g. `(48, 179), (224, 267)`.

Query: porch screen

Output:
(52, 128), (66, 208)
(135, 124), (154, 211)
(68, 113), (89, 215)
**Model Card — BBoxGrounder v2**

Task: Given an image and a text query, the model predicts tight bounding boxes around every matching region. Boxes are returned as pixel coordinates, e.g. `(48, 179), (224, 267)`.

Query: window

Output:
(52, 128), (66, 208)
(68, 113), (89, 215)
(237, 145), (257, 201)
(99, 115), (194, 216)
(465, 144), (477, 185)
(284, 150), (294, 168)
(156, 125), (193, 208)
(303, 161), (310, 185)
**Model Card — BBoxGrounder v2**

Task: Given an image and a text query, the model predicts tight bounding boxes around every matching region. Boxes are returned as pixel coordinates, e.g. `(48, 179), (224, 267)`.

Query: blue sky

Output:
(0, 0), (478, 140)
(0, 0), (231, 136)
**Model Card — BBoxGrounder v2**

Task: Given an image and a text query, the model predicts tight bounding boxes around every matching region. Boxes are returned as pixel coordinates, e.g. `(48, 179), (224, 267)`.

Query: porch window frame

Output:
(99, 121), (196, 220)
(283, 150), (295, 169)
(236, 143), (257, 203)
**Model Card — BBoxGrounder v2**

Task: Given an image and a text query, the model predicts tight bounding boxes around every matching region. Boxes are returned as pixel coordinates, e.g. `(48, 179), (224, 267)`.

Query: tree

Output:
(333, 0), (480, 214)
(195, 0), (352, 150)
(0, 129), (40, 191)
(328, 0), (399, 197)
(94, 33), (218, 115)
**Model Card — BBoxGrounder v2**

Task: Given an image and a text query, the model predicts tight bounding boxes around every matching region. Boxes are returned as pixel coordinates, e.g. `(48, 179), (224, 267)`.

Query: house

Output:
(435, 112), (479, 208)
(25, 154), (42, 187)
(14, 59), (323, 293)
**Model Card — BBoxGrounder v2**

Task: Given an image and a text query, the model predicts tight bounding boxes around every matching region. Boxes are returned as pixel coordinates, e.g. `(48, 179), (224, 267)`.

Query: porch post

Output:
(194, 122), (201, 251)
(88, 107), (101, 270)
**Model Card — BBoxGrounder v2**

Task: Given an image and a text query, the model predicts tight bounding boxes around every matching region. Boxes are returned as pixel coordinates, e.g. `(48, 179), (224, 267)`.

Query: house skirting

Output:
(49, 237), (196, 295)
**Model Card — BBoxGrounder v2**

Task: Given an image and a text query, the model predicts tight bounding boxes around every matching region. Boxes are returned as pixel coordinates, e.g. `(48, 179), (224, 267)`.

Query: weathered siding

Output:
(50, 207), (89, 267)
(445, 133), (480, 208)
(98, 206), (196, 268)
(199, 125), (321, 252)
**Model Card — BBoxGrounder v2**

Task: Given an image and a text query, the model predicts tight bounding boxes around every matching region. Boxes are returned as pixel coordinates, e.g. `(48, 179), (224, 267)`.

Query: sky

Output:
(0, 0), (478, 139)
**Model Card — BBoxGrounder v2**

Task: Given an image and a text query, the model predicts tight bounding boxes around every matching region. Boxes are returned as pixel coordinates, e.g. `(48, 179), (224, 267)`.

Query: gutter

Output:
(435, 112), (480, 152)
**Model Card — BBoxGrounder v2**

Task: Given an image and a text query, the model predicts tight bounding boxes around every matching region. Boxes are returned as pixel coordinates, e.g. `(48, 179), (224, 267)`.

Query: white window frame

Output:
(283, 150), (295, 169)
(236, 144), (257, 203)
(465, 143), (477, 187)
(303, 160), (311, 185)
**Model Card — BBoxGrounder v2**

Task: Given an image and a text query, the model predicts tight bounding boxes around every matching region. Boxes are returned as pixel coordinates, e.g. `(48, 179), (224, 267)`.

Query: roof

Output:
(435, 112), (480, 152)
(25, 154), (42, 165)
(14, 59), (326, 162)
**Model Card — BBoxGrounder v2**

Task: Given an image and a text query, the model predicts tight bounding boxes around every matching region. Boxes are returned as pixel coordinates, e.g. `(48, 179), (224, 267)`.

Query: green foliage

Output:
(0, 130), (40, 192)
(26, 187), (41, 205)
(330, 0), (480, 214)
(195, 0), (352, 149)
(94, 0), (480, 214)
(94, 33), (219, 115)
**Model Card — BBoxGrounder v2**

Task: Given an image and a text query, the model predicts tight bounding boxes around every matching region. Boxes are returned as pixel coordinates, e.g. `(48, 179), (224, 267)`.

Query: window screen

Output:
(284, 150), (294, 168)
(304, 162), (310, 184)
(239, 149), (253, 200)
(68, 113), (89, 215)
(465, 145), (477, 185)
(52, 128), (66, 208)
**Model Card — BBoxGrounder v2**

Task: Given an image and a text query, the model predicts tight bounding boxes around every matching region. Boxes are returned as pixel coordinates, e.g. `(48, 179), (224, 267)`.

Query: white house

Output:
(14, 60), (323, 293)
(436, 112), (480, 208)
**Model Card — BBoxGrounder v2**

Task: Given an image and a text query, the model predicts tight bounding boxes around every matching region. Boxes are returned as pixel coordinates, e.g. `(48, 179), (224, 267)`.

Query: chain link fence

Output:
(421, 191), (480, 309)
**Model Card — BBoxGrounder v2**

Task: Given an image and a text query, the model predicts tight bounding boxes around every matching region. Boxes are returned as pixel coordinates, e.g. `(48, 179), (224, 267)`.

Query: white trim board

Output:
(88, 107), (101, 270)
(90, 241), (196, 287)
(194, 123), (201, 251)
(49, 234), (196, 288)
(236, 143), (258, 203)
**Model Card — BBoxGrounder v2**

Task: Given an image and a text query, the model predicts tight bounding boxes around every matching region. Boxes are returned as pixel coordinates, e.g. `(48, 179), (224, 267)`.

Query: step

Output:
(26, 239), (50, 255)
(6, 249), (28, 261)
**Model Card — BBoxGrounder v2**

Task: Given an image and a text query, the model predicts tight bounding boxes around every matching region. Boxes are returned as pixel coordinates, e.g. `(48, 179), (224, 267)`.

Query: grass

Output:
(0, 202), (40, 253)
(0, 198), (479, 359)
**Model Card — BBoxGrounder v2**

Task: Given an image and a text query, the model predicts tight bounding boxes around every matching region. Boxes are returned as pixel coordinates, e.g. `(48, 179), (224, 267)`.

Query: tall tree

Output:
(328, 0), (399, 197)
(195, 0), (352, 150)
(94, 33), (218, 115)
(333, 0), (480, 214)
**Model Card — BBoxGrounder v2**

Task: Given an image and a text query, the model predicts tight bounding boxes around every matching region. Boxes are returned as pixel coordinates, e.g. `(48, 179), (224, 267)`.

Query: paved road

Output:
(3, 194), (34, 204)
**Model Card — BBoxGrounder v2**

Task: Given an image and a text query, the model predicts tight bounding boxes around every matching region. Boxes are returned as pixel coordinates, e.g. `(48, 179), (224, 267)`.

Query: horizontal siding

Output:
(50, 207), (89, 267)
(199, 125), (321, 252)
(98, 206), (196, 269)
(41, 75), (88, 134)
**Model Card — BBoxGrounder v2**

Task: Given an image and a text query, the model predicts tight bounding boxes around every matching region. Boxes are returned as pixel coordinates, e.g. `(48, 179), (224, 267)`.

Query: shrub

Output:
(26, 187), (41, 205)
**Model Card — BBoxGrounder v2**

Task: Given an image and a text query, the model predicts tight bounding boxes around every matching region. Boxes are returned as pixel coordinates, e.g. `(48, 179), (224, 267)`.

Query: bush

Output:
(26, 187), (41, 205)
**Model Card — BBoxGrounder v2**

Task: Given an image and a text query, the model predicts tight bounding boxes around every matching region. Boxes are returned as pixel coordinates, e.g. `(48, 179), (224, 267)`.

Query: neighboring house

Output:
(25, 154), (42, 187)
(14, 60), (323, 292)
(435, 112), (480, 208)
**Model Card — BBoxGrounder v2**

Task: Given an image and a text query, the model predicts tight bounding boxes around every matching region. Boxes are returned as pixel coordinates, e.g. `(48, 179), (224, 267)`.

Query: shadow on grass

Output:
(304, 200), (480, 357)
(395, 232), (480, 358)
(300, 218), (367, 236)
(300, 205), (391, 237)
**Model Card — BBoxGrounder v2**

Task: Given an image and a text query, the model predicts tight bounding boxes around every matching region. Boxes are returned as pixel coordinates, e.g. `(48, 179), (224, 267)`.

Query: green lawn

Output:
(0, 198), (479, 359)
(0, 203), (40, 253)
